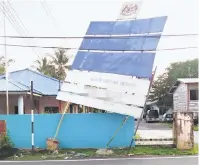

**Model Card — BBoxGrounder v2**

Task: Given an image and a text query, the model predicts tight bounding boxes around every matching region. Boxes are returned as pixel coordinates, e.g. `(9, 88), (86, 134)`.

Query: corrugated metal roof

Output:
(0, 68), (61, 95)
(177, 78), (199, 84)
(168, 78), (199, 94)
(0, 78), (28, 92)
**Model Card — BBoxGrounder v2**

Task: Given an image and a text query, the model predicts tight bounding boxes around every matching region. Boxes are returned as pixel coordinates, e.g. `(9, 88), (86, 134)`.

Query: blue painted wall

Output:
(0, 113), (134, 149)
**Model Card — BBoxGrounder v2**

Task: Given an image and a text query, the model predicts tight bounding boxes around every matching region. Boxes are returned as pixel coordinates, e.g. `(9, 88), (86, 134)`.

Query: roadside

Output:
(135, 121), (198, 144)
(0, 145), (198, 161)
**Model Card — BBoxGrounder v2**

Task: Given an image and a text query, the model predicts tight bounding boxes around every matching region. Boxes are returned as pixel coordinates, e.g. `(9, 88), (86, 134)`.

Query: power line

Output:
(0, 1), (40, 56)
(7, 0), (28, 35)
(39, 0), (63, 34)
(0, 33), (198, 39)
(0, 43), (197, 51)
(0, 2), (23, 35)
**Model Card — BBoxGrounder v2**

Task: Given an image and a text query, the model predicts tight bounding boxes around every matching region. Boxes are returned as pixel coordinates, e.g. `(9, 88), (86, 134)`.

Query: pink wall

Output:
(0, 94), (64, 114)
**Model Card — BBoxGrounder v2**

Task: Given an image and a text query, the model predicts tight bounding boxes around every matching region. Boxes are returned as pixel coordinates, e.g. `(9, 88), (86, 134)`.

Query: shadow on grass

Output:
(0, 148), (18, 160)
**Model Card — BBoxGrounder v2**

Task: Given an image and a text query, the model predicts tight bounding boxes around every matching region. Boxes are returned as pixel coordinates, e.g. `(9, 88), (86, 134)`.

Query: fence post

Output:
(173, 112), (194, 150)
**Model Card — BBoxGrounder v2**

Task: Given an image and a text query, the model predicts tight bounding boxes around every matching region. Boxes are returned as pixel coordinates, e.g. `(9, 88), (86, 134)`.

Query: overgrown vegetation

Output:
(3, 144), (198, 160)
(0, 133), (16, 159)
(0, 133), (14, 149)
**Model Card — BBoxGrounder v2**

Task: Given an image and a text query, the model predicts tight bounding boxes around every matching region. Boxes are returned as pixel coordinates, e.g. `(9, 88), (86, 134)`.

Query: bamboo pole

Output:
(106, 116), (129, 148)
(53, 102), (70, 139)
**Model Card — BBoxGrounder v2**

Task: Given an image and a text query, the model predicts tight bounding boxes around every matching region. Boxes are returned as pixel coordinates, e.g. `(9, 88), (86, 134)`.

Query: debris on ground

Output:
(96, 149), (114, 155)
(74, 153), (88, 158)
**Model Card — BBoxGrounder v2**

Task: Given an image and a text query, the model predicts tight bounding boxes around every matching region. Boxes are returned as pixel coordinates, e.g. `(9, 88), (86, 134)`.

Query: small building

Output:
(169, 78), (199, 119)
(0, 68), (66, 114)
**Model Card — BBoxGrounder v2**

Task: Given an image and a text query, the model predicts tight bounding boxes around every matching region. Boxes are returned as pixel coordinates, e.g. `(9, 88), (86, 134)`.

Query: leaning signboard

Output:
(56, 14), (167, 117)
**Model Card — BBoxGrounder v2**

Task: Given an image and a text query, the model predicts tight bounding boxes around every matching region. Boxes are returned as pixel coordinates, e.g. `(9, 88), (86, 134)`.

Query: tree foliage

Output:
(0, 56), (15, 74)
(148, 58), (198, 107)
(34, 49), (71, 80)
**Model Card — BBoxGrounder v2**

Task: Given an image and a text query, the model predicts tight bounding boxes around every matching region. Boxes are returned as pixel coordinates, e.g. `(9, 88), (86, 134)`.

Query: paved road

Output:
(135, 120), (171, 130)
(0, 156), (198, 165)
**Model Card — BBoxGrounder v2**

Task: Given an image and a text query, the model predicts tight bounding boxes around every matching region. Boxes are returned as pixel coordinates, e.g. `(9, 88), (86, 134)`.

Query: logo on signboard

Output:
(120, 3), (138, 16)
(118, 1), (142, 20)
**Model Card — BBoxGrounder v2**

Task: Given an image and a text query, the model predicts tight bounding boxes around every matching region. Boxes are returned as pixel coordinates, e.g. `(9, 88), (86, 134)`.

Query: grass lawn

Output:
(194, 125), (199, 131)
(1, 144), (198, 161)
(165, 123), (198, 131)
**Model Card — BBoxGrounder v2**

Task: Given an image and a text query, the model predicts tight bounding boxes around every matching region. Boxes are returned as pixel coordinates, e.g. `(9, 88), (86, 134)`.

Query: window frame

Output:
(189, 89), (198, 101)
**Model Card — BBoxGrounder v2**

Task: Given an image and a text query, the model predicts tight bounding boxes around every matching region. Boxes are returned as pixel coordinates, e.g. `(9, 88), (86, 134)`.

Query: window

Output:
(44, 107), (59, 114)
(190, 90), (198, 101)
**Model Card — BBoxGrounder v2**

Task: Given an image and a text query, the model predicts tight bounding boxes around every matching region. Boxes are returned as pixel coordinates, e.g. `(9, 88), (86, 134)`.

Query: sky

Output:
(0, 0), (198, 78)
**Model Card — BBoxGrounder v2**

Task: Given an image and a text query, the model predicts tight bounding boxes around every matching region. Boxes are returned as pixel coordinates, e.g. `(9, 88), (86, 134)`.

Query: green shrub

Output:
(0, 133), (14, 149)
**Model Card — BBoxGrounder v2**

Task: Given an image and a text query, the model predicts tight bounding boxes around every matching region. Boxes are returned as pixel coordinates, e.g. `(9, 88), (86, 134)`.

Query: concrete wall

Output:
(0, 113), (134, 149)
(173, 83), (188, 111)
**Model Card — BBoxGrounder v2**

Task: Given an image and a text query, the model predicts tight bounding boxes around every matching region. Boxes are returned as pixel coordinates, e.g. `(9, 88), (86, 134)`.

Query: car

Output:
(161, 113), (173, 122)
(145, 109), (160, 123)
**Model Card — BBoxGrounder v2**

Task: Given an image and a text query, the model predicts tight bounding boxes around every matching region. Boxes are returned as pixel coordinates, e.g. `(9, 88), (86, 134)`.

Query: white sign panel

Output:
(118, 1), (142, 20)
(61, 82), (146, 106)
(66, 70), (150, 95)
(57, 91), (143, 118)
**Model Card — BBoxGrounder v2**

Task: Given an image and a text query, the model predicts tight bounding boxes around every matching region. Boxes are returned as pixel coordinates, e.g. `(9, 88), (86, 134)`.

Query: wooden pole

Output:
(3, 1), (9, 115)
(54, 102), (70, 139)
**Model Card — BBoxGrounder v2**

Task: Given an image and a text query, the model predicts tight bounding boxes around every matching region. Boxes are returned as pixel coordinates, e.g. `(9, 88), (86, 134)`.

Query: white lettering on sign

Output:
(61, 82), (146, 106)
(66, 70), (150, 95)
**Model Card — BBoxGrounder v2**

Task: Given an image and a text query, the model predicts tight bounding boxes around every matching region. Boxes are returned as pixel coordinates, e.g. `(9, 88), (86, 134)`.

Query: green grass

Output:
(125, 145), (198, 156)
(134, 133), (141, 139)
(2, 144), (198, 160)
(194, 125), (198, 131)
(165, 123), (198, 131)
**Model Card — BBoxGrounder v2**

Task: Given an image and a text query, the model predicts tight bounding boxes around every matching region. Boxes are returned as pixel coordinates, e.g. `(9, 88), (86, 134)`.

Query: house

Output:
(168, 78), (199, 120)
(0, 68), (66, 114)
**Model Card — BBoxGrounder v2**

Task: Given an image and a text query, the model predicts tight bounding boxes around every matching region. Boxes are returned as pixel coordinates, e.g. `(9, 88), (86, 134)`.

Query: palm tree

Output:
(34, 56), (56, 77)
(50, 48), (71, 80)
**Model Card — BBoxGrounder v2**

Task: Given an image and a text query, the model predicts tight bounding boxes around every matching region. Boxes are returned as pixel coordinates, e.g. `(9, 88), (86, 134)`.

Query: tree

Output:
(148, 58), (198, 107)
(34, 49), (71, 80)
(34, 56), (56, 77)
(0, 56), (15, 74)
(50, 48), (71, 80)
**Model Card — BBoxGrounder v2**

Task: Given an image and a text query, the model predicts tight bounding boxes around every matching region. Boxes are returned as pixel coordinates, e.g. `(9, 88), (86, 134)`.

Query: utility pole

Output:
(3, 1), (9, 114)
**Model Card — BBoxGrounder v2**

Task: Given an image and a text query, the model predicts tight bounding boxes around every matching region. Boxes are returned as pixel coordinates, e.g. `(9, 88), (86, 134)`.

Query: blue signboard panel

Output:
(80, 38), (107, 50)
(85, 16), (167, 35)
(111, 21), (133, 35)
(80, 35), (160, 51)
(72, 51), (155, 78)
(130, 18), (151, 34)
(103, 38), (128, 51)
(142, 35), (161, 50)
(86, 21), (114, 35)
(124, 36), (145, 51)
(150, 16), (167, 33)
